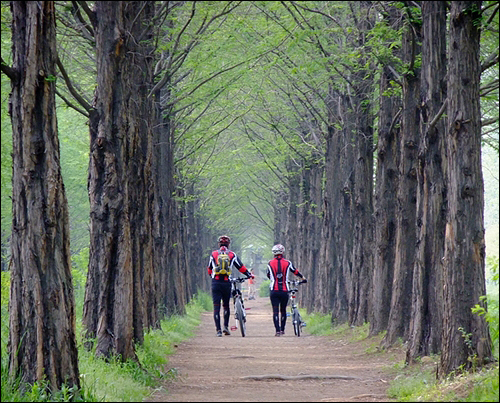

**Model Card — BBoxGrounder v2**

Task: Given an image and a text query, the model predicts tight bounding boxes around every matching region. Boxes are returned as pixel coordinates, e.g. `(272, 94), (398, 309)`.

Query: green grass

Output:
(73, 290), (212, 402)
(302, 311), (335, 336)
(387, 364), (499, 402)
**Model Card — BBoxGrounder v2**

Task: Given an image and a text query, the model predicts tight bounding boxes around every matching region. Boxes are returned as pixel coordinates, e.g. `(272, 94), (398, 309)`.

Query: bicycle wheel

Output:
(236, 300), (246, 337)
(293, 309), (301, 337)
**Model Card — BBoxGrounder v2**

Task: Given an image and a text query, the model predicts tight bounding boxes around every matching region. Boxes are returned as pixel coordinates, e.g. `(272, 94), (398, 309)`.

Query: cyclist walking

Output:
(207, 235), (253, 337)
(266, 244), (306, 336)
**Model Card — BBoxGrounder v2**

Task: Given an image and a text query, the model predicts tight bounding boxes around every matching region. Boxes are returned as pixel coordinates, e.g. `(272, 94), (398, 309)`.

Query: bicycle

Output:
(288, 279), (307, 337)
(229, 277), (248, 337)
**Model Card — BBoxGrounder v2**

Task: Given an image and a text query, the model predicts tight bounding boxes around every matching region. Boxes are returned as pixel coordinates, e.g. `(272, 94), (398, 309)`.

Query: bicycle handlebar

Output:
(288, 279), (307, 286)
(229, 277), (248, 283)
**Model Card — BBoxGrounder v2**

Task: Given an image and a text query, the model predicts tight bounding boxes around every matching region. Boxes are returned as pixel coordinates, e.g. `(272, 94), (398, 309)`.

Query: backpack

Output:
(215, 249), (231, 276)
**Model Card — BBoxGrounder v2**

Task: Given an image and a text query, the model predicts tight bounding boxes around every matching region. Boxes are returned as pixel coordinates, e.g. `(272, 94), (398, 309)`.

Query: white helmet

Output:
(272, 244), (285, 255)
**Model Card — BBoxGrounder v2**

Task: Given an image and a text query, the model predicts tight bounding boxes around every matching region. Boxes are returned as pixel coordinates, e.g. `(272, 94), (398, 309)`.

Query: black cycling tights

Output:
(211, 282), (231, 330)
(270, 290), (289, 332)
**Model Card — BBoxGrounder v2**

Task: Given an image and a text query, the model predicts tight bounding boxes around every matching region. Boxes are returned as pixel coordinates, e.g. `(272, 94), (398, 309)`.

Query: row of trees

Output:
(1, 0), (498, 395)
(260, 1), (498, 378)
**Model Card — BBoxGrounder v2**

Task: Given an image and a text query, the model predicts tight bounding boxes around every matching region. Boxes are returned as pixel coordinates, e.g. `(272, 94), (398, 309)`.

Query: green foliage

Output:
(1, 272), (10, 399)
(387, 369), (436, 401)
(472, 257), (499, 360)
(259, 279), (270, 297)
(72, 247), (89, 304)
(464, 366), (499, 402)
(388, 365), (499, 402)
(57, 106), (90, 254)
(301, 311), (334, 336)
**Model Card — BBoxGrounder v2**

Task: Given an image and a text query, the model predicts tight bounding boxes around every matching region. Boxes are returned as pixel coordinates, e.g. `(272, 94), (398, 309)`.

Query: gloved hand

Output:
(301, 278), (307, 283)
(247, 272), (255, 279)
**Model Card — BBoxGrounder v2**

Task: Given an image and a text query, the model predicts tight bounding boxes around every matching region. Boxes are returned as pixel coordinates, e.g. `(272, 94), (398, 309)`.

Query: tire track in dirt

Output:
(144, 295), (403, 402)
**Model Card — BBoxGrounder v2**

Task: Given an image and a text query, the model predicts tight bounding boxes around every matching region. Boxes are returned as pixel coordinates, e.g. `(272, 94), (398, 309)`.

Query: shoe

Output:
(216, 330), (222, 337)
(275, 332), (281, 337)
(280, 331), (285, 335)
(223, 326), (231, 335)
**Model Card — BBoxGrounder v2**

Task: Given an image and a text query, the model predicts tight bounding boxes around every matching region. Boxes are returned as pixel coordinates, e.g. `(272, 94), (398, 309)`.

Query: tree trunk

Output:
(349, 2), (374, 326)
(319, 87), (347, 318)
(7, 0), (80, 391)
(284, 159), (301, 264)
(406, 0), (447, 363)
(83, 1), (156, 360)
(300, 155), (323, 312)
(382, 14), (421, 349)
(369, 9), (402, 338)
(331, 91), (354, 325)
(439, 0), (493, 376)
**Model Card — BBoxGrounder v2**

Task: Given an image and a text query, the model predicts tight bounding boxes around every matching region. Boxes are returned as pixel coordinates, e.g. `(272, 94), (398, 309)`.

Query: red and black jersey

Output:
(207, 247), (250, 282)
(266, 256), (303, 291)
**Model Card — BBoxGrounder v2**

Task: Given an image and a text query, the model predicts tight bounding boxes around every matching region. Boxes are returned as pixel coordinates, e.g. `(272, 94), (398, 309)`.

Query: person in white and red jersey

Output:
(207, 235), (253, 337)
(266, 244), (306, 336)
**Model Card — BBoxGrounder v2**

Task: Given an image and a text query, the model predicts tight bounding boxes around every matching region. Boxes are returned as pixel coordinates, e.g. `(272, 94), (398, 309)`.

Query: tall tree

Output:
(406, 0), (447, 363)
(82, 1), (156, 360)
(348, 0), (375, 326)
(439, 0), (494, 376)
(2, 0), (80, 391)
(369, 5), (402, 337)
(381, 4), (421, 349)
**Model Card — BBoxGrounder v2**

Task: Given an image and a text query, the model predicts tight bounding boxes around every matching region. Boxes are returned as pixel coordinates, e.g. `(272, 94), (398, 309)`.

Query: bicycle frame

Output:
(288, 279), (306, 336)
(230, 277), (247, 337)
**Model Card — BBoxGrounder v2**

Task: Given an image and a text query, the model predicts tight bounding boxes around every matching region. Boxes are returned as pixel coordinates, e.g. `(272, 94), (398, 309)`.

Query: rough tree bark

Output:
(439, 0), (493, 376)
(5, 0), (80, 391)
(369, 8), (402, 338)
(300, 154), (323, 312)
(349, 1), (374, 326)
(284, 160), (301, 264)
(381, 10), (421, 349)
(331, 91), (355, 325)
(82, 1), (156, 360)
(406, 0), (447, 363)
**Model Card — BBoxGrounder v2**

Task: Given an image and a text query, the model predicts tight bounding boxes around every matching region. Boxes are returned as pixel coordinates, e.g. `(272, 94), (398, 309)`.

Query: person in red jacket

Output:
(266, 244), (306, 336)
(207, 235), (253, 337)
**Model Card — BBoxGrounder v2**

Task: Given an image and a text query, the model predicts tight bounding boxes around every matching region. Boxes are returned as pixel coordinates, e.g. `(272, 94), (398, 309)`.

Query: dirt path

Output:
(144, 295), (404, 402)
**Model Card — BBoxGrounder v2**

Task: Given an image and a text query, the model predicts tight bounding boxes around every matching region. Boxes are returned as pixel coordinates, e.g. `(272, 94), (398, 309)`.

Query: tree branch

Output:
(1, 57), (18, 81)
(55, 89), (90, 118)
(71, 1), (95, 38)
(481, 117), (499, 127)
(481, 51), (498, 72)
(75, 0), (96, 28)
(428, 98), (448, 130)
(56, 55), (92, 112)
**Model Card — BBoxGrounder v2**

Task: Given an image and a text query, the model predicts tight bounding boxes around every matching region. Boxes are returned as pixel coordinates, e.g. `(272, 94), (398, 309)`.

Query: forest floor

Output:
(144, 295), (407, 402)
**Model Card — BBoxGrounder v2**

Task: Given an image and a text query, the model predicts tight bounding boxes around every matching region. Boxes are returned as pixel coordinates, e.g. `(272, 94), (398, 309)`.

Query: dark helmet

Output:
(218, 235), (231, 246)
